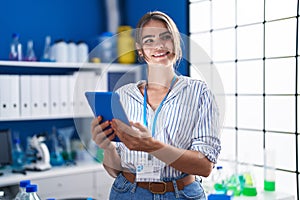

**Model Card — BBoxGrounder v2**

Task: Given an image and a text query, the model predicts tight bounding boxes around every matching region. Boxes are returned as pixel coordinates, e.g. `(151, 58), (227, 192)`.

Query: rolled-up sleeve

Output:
(190, 88), (221, 163)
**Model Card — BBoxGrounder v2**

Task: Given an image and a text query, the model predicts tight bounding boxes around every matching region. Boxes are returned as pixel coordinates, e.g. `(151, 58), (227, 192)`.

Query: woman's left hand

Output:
(111, 119), (156, 152)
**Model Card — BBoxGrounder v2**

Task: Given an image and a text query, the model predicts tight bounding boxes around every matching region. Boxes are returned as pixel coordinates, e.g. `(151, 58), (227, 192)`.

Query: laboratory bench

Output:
(0, 161), (114, 200)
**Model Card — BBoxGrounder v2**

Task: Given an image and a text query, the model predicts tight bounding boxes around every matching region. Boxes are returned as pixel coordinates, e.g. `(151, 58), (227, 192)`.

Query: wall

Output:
(0, 0), (188, 151)
(0, 0), (105, 60)
(0, 0), (188, 73)
(122, 0), (189, 75)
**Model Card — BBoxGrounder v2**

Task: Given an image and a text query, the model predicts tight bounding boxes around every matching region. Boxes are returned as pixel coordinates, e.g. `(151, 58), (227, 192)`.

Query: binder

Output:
(68, 74), (76, 116)
(0, 75), (20, 118)
(49, 75), (61, 116)
(30, 75), (42, 117)
(0, 75), (10, 118)
(20, 75), (32, 117)
(40, 75), (50, 116)
(10, 75), (20, 118)
(94, 71), (108, 91)
(59, 75), (69, 116)
(79, 71), (98, 115)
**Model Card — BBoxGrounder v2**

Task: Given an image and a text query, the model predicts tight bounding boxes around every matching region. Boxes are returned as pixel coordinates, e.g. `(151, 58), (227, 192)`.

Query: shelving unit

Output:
(0, 60), (143, 121)
(0, 60), (139, 69)
(0, 60), (142, 199)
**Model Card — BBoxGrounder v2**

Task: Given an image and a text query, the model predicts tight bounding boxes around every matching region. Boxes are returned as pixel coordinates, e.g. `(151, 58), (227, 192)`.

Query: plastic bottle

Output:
(68, 40), (77, 63)
(24, 40), (37, 61)
(212, 166), (227, 194)
(77, 41), (89, 63)
(117, 26), (135, 64)
(25, 184), (41, 200)
(51, 39), (68, 62)
(9, 33), (23, 61)
(12, 138), (25, 170)
(14, 180), (31, 200)
(97, 32), (116, 63)
(41, 36), (52, 62)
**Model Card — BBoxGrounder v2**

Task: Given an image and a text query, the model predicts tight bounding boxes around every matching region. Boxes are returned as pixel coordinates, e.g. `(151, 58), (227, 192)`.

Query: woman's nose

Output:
(153, 39), (164, 49)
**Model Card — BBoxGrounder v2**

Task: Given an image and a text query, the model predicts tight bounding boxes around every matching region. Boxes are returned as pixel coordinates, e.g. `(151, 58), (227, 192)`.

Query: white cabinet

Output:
(32, 164), (114, 200)
(0, 162), (115, 200)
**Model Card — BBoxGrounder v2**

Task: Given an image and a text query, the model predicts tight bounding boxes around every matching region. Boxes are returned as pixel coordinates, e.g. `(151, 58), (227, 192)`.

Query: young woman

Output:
(91, 11), (221, 200)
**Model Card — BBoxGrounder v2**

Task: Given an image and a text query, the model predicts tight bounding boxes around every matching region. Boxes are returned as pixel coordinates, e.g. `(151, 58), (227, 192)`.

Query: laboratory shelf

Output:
(0, 60), (139, 70)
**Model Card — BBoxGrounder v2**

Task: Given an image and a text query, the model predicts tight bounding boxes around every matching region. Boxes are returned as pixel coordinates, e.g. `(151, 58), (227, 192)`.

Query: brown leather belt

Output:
(122, 172), (195, 194)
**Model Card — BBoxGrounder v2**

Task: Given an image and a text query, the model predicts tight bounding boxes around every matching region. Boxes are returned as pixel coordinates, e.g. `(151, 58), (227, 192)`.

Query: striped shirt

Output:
(115, 75), (221, 180)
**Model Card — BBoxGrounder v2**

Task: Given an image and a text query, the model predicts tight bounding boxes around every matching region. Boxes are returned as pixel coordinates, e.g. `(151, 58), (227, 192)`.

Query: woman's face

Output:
(140, 20), (175, 66)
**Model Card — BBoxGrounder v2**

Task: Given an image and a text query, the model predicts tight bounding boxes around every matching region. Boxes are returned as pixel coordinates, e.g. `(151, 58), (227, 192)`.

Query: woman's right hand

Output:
(91, 116), (116, 151)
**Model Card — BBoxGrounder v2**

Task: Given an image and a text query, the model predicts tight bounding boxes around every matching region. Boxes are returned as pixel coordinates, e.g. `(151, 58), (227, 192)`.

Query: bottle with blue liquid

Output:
(12, 138), (25, 170)
(9, 33), (23, 61)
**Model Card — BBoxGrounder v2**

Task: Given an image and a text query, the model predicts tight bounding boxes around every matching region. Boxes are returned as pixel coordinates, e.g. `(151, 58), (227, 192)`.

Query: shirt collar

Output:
(122, 76), (190, 104)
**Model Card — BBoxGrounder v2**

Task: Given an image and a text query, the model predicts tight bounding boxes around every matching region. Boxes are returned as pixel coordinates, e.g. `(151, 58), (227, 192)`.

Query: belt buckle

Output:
(148, 182), (167, 194)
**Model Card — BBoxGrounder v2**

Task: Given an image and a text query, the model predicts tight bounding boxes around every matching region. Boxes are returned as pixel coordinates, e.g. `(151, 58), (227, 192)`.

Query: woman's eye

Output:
(143, 39), (154, 44)
(161, 34), (172, 41)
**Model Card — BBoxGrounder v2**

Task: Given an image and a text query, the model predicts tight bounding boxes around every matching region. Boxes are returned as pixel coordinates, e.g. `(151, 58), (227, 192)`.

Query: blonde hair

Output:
(135, 11), (182, 64)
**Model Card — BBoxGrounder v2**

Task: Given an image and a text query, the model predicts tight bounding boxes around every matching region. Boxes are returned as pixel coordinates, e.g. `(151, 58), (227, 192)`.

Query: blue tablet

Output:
(85, 91), (130, 142)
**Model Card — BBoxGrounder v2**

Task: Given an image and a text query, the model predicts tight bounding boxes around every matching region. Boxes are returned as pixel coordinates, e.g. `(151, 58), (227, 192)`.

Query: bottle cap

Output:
(100, 32), (113, 37)
(12, 33), (20, 38)
(26, 184), (38, 193)
(118, 25), (132, 33)
(216, 166), (223, 170)
(20, 180), (30, 188)
(13, 138), (20, 144)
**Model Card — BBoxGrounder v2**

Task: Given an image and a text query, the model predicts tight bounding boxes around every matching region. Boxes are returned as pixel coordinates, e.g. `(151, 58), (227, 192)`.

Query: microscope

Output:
(25, 134), (51, 171)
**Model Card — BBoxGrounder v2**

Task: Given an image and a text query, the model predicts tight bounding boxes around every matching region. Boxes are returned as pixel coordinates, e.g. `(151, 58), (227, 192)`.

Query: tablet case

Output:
(85, 91), (130, 142)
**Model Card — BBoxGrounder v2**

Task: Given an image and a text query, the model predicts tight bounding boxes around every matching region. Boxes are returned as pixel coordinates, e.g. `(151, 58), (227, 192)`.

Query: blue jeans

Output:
(109, 173), (207, 200)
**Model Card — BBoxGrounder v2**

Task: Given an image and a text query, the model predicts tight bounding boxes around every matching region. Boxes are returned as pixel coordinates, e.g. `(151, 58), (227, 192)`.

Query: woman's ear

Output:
(136, 43), (143, 57)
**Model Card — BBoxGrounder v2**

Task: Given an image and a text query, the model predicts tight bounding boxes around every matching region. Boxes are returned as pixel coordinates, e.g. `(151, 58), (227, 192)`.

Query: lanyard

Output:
(143, 75), (177, 136)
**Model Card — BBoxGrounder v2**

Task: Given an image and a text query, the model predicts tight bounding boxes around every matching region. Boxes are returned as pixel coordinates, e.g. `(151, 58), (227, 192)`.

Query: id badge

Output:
(136, 154), (164, 182)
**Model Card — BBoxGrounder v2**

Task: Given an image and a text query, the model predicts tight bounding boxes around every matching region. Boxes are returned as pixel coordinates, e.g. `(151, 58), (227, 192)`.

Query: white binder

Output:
(68, 74), (76, 116)
(0, 75), (10, 118)
(10, 75), (20, 118)
(30, 75), (42, 117)
(40, 75), (50, 116)
(20, 75), (32, 117)
(59, 75), (69, 116)
(49, 75), (61, 116)
(77, 71), (97, 115)
(0, 75), (20, 118)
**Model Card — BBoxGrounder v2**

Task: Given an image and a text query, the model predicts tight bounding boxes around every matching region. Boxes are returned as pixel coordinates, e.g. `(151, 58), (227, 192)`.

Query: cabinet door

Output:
(94, 170), (115, 200)
(32, 171), (95, 199)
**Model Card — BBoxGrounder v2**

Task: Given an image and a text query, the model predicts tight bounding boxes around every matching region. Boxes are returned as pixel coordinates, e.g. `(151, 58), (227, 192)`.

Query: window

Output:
(189, 0), (299, 197)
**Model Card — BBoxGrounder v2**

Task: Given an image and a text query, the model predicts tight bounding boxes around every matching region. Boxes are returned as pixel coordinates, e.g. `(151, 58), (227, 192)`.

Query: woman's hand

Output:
(91, 116), (123, 177)
(111, 119), (157, 152)
(91, 116), (116, 151)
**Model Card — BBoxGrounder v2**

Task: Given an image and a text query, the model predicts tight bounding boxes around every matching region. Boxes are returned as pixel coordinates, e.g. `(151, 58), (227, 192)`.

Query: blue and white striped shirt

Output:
(115, 75), (221, 179)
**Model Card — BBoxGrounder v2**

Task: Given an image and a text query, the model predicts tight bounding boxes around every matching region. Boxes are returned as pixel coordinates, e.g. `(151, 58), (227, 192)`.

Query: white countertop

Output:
(0, 161), (104, 187)
(233, 191), (294, 200)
